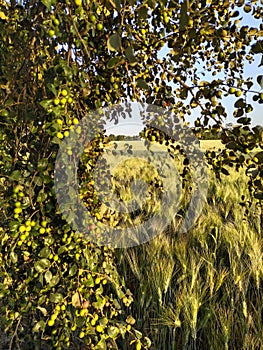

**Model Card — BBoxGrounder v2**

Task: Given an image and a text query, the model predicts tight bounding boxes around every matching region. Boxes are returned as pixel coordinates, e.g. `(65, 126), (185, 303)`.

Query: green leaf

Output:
(86, 274), (94, 287)
(34, 258), (50, 273)
(37, 306), (48, 317)
(107, 57), (122, 69)
(37, 191), (48, 203)
(72, 291), (82, 308)
(39, 247), (51, 258)
(108, 326), (120, 339)
(137, 5), (148, 20)
(68, 264), (78, 277)
(234, 98), (245, 108)
(39, 99), (53, 110)
(180, 89), (188, 100)
(252, 41), (263, 54)
(126, 315), (136, 325)
(257, 75), (263, 89)
(107, 33), (122, 51)
(50, 293), (63, 303)
(92, 295), (105, 309)
(49, 275), (60, 287)
(246, 166), (258, 178)
(254, 191), (263, 200)
(41, 0), (52, 11)
(58, 245), (66, 255)
(125, 46), (137, 65)
(34, 259), (50, 273)
(221, 168), (230, 176)
(44, 270), (53, 284)
(136, 79), (149, 90)
(10, 251), (18, 264)
(237, 117), (250, 125)
(38, 295), (46, 305)
(134, 329), (143, 339)
(47, 83), (57, 96)
(44, 236), (55, 246)
(38, 158), (48, 171)
(112, 0), (121, 10)
(9, 170), (22, 181)
(32, 320), (46, 333)
(254, 151), (263, 163)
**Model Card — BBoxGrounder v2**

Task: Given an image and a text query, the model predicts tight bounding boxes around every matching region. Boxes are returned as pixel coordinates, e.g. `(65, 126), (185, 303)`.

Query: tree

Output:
(0, 0), (262, 348)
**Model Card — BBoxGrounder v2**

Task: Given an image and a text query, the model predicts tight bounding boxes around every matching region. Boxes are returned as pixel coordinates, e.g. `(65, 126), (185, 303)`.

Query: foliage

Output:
(0, 0), (262, 349)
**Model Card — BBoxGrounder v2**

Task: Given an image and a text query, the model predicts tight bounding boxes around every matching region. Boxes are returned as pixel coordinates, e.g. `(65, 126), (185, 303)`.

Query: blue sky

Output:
(106, 8), (262, 136)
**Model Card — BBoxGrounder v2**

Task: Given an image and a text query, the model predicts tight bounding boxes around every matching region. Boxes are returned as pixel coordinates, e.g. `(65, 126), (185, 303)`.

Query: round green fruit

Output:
(53, 18), (60, 26)
(13, 186), (20, 194)
(79, 331), (85, 338)
(218, 52), (224, 60)
(48, 29), (55, 37)
(53, 98), (60, 106)
(96, 23), (103, 31)
(60, 97), (67, 105)
(19, 225), (26, 233)
(41, 220), (47, 227)
(245, 106), (252, 113)
(57, 132), (64, 139)
(48, 319), (55, 327)
(75, 0), (82, 6)
(229, 87), (236, 94)
(90, 14), (96, 23)
(96, 325), (104, 333)
(61, 89), (68, 97)
(163, 16), (169, 24)
(1, 109), (9, 117)
(51, 313), (58, 320)
(79, 309), (87, 317)
(14, 207), (22, 214)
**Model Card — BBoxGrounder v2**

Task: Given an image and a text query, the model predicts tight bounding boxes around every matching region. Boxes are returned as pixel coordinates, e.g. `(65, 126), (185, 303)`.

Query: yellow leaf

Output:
(72, 291), (82, 308)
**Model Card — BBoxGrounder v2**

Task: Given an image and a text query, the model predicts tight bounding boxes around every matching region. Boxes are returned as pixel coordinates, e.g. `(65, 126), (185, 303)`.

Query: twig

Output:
(8, 316), (21, 350)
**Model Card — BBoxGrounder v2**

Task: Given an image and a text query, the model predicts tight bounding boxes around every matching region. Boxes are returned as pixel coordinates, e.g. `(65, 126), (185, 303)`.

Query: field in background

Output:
(80, 138), (263, 349)
(93, 139), (263, 349)
(106, 139), (224, 152)
(200, 139), (223, 151)
(113, 164), (263, 349)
